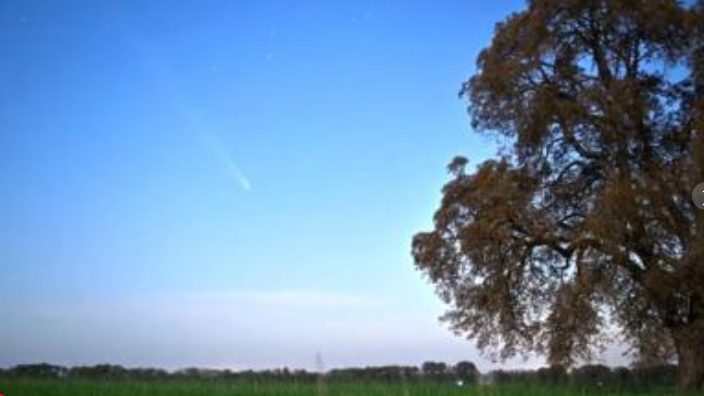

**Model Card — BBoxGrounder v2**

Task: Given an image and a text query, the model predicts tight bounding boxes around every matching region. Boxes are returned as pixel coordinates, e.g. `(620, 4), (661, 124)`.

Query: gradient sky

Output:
(0, 0), (603, 371)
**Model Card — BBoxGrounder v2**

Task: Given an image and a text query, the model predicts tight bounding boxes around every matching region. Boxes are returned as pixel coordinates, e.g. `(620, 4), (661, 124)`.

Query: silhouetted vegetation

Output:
(0, 361), (683, 391)
(488, 363), (679, 391)
(413, 0), (704, 390)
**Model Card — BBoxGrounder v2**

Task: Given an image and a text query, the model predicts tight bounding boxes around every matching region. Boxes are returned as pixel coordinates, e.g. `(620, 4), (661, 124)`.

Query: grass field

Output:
(0, 380), (695, 396)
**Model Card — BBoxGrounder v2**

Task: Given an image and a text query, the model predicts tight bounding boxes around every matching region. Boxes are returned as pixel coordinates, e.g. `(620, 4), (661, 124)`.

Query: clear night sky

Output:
(0, 0), (572, 371)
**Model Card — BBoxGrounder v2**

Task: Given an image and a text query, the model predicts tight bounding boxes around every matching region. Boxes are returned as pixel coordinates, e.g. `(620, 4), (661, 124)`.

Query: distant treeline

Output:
(0, 361), (478, 383)
(0, 361), (679, 389)
(489, 364), (678, 390)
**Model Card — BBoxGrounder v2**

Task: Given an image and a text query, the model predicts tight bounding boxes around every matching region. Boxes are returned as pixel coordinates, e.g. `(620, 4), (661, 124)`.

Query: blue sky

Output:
(0, 0), (581, 371)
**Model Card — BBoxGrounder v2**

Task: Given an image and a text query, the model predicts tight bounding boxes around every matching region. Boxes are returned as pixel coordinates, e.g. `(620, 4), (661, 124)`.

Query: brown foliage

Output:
(412, 0), (704, 390)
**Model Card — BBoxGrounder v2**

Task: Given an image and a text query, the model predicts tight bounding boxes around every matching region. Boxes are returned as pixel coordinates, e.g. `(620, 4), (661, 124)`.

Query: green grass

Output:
(0, 380), (695, 396)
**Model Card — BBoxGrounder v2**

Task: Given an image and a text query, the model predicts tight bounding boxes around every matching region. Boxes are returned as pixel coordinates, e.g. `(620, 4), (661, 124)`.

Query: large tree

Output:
(412, 0), (704, 390)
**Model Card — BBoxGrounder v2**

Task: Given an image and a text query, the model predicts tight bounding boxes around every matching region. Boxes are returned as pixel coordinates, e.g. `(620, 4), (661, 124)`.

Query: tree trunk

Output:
(673, 326), (704, 391)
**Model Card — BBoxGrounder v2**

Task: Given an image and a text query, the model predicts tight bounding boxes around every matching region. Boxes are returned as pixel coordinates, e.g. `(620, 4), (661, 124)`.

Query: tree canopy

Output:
(412, 0), (704, 390)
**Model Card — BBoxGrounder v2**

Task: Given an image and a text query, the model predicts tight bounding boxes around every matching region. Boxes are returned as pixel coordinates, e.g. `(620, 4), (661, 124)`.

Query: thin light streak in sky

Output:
(115, 7), (252, 192)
